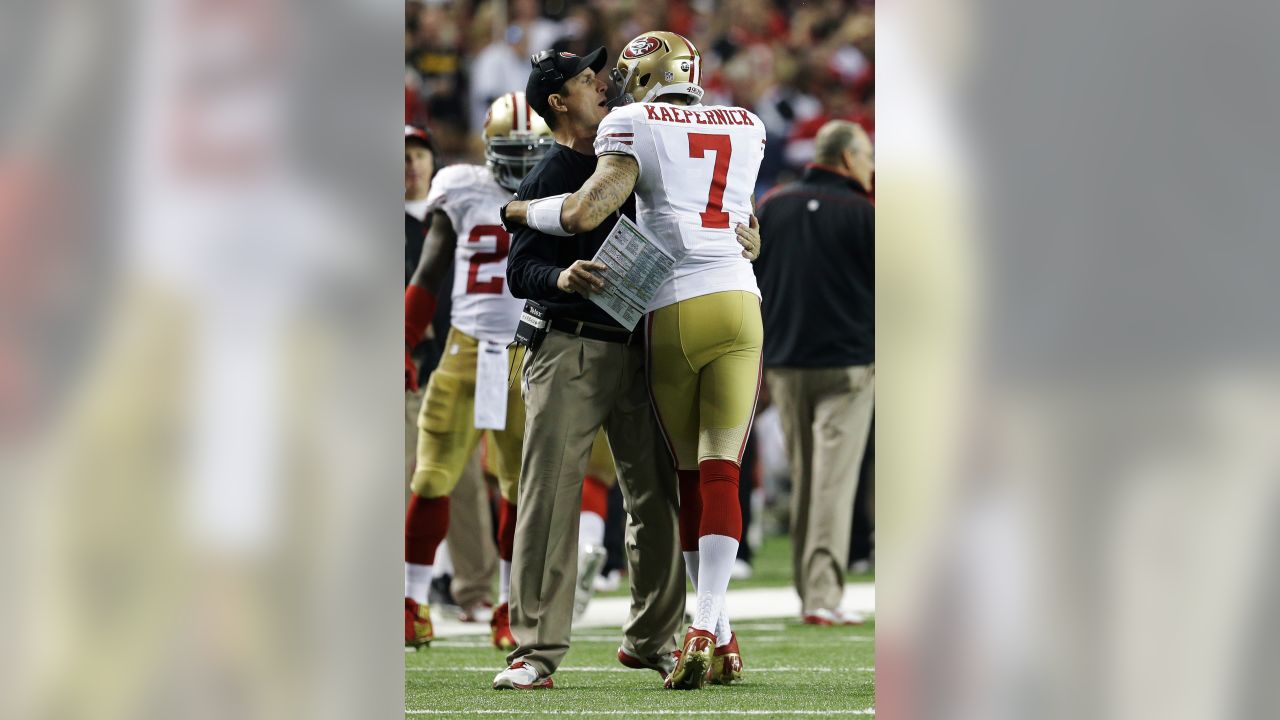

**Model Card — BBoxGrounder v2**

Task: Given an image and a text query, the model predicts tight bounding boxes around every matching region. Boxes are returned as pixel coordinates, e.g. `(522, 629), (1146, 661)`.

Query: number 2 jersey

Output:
(594, 102), (766, 311)
(424, 164), (523, 344)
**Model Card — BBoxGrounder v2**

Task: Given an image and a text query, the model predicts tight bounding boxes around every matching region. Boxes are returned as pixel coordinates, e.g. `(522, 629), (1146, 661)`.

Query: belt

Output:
(549, 317), (640, 345)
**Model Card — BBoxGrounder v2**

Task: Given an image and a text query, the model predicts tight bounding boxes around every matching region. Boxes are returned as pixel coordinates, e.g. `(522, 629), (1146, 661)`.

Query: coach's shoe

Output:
(458, 601), (493, 623)
(574, 544), (608, 619)
(706, 633), (744, 685)
(664, 627), (715, 690)
(617, 646), (680, 680)
(492, 661), (554, 690)
(405, 597), (433, 649)
(491, 602), (517, 650)
(803, 608), (866, 626)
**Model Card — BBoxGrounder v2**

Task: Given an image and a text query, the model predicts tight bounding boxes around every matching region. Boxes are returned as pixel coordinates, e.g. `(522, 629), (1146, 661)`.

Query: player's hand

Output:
(500, 200), (529, 230)
(737, 214), (761, 260)
(557, 260), (609, 295)
(405, 348), (419, 392)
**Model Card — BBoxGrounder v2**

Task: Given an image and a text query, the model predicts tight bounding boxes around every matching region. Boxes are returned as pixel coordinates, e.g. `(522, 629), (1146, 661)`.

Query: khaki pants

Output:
(445, 452), (497, 608)
(767, 365), (875, 614)
(508, 330), (684, 675)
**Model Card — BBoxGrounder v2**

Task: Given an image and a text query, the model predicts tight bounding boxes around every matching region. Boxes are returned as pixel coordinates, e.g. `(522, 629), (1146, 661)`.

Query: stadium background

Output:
(406, 0), (874, 196)
(404, 3), (877, 712)
(404, 0), (877, 583)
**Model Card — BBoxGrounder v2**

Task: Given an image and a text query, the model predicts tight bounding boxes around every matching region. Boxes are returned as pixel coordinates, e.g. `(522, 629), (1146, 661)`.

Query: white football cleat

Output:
(593, 568), (622, 593)
(617, 646), (680, 679)
(803, 608), (866, 626)
(493, 661), (553, 690)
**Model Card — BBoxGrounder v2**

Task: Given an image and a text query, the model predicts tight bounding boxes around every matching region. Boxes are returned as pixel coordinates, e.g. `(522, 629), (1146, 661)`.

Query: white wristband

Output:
(526, 193), (572, 236)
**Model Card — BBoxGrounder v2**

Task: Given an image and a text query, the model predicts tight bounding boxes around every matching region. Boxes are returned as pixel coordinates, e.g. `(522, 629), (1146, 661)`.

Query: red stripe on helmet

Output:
(675, 34), (699, 85)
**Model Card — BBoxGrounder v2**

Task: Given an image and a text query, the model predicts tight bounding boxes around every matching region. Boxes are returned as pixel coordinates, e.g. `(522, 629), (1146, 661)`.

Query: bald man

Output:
(754, 120), (875, 625)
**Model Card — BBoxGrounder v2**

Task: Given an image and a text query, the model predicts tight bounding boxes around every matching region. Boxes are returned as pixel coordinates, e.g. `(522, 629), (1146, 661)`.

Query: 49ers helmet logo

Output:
(623, 36), (662, 59)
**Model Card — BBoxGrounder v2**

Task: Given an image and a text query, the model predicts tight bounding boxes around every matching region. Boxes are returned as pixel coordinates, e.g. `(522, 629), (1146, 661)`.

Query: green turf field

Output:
(406, 536), (876, 717)
(405, 617), (875, 717)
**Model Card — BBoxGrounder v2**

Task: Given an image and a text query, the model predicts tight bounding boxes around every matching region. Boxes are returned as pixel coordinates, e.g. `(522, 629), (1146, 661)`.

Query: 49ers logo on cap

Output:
(559, 52), (577, 58)
(623, 36), (662, 59)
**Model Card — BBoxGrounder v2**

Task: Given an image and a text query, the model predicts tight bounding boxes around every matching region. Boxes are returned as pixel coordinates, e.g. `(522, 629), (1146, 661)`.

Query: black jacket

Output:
(754, 165), (874, 367)
(506, 143), (636, 328)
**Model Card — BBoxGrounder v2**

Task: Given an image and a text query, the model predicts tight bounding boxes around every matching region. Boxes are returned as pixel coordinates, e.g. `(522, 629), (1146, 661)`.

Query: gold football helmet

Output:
(610, 31), (705, 105)
(483, 92), (554, 191)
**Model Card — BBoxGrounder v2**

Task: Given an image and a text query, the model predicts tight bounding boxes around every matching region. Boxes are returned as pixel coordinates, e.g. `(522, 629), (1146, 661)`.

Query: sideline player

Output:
(403, 93), (552, 650)
(502, 32), (764, 690)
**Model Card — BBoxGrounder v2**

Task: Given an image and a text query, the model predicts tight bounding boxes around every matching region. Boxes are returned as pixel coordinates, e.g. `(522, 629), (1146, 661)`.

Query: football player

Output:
(403, 92), (552, 650)
(502, 32), (764, 689)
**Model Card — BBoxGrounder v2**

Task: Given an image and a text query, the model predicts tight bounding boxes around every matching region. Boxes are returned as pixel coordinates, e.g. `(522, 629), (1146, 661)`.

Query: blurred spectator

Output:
(406, 1), (468, 147)
(754, 119), (875, 625)
(407, 0), (875, 190)
(468, 0), (564, 133)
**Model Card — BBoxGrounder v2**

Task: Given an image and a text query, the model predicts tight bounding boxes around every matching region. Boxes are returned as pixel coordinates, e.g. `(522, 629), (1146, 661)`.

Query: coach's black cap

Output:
(526, 47), (608, 120)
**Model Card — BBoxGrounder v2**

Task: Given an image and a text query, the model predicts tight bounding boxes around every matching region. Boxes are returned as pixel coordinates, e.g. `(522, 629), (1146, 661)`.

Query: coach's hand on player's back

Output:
(557, 260), (609, 295)
(737, 214), (761, 260)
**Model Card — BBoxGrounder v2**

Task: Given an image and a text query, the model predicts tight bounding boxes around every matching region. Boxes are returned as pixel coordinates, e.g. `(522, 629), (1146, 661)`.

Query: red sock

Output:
(405, 494), (449, 565)
(698, 459), (742, 541)
(678, 469), (703, 551)
(497, 497), (517, 562)
(581, 475), (609, 518)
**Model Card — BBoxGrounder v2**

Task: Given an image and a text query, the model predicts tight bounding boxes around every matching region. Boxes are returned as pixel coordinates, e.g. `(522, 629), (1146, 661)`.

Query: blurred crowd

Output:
(406, 0), (874, 194)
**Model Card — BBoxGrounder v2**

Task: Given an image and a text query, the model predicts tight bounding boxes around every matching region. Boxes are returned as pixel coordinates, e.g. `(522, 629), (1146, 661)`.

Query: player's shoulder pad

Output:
(596, 107), (641, 157)
(614, 102), (651, 120)
(599, 104), (643, 132)
(431, 164), (489, 195)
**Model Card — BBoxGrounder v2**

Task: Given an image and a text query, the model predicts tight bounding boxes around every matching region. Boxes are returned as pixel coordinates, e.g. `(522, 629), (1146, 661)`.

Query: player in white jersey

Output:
(502, 32), (764, 689)
(403, 93), (552, 651)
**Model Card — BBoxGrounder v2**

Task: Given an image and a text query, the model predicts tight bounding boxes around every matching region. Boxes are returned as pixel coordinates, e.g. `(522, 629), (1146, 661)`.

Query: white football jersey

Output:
(595, 102), (766, 310)
(424, 165), (523, 344)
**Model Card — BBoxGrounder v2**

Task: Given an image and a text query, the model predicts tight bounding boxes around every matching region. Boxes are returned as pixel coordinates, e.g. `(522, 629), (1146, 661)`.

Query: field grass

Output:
(406, 618), (875, 717)
(407, 536), (876, 718)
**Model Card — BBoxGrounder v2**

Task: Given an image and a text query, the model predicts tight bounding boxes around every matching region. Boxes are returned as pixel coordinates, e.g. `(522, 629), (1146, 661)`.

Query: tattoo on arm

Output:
(563, 155), (639, 232)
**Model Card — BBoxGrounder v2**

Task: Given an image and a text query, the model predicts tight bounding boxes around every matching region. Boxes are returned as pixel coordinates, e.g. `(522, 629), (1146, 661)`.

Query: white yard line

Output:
(407, 710), (875, 716)
(429, 584), (874, 639)
(409, 666), (875, 673)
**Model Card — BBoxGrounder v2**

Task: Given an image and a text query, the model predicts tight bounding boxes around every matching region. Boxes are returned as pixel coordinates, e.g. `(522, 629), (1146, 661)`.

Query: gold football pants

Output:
(586, 428), (617, 486)
(410, 326), (524, 503)
(646, 290), (763, 470)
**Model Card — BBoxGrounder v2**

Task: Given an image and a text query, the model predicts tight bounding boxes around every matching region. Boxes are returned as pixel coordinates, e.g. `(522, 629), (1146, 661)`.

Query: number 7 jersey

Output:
(594, 102), (766, 311)
(424, 164), (523, 344)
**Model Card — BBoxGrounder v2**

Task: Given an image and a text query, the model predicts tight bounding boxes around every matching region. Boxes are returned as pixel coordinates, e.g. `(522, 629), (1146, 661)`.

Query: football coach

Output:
(754, 119), (875, 626)
(491, 47), (685, 690)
